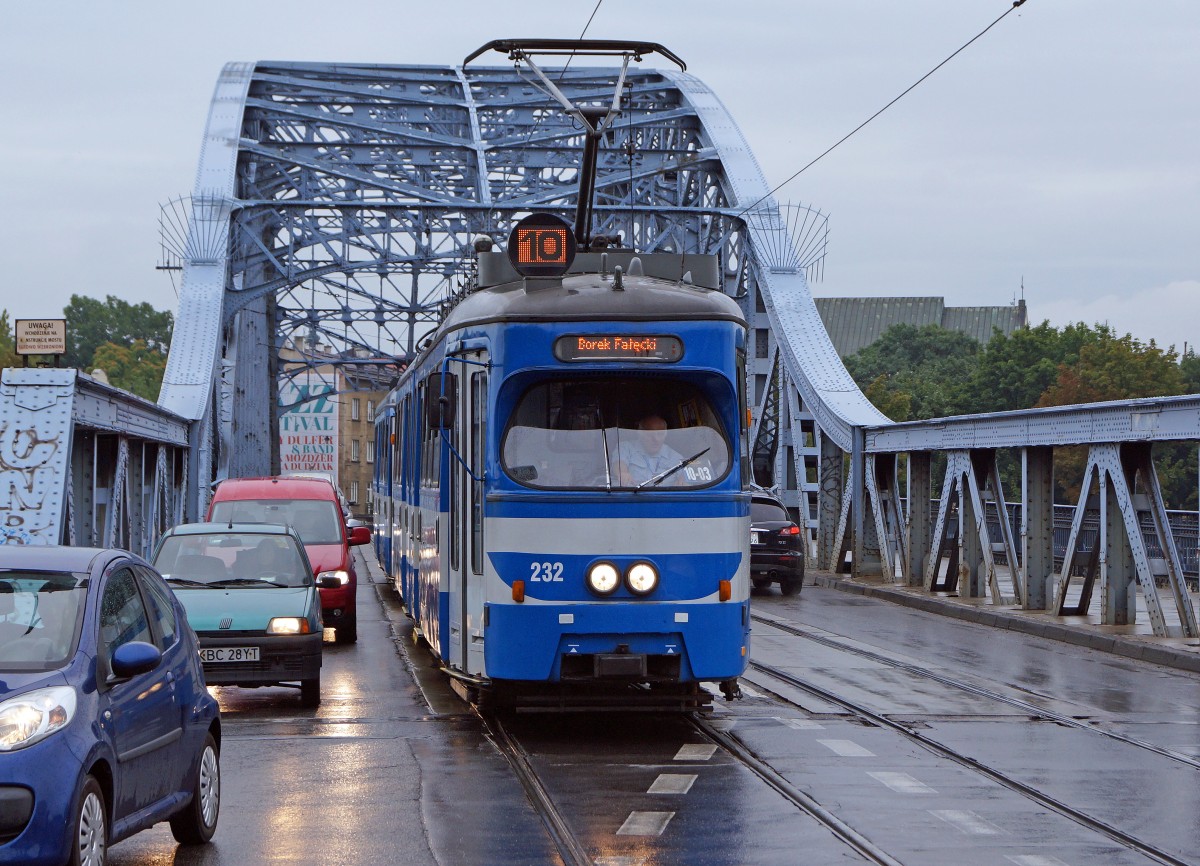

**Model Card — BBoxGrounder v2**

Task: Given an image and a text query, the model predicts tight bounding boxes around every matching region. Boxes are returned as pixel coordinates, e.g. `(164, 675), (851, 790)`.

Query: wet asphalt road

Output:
(104, 559), (1200, 866)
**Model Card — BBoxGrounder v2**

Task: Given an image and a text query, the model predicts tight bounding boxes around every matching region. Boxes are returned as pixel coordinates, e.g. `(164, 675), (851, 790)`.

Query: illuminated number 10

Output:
(522, 228), (565, 264)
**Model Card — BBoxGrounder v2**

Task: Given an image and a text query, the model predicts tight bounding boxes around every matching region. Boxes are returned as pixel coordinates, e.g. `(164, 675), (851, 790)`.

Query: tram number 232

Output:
(530, 561), (565, 582)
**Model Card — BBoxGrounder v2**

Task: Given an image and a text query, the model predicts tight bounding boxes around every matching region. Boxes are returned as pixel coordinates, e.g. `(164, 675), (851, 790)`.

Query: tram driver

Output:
(616, 414), (684, 486)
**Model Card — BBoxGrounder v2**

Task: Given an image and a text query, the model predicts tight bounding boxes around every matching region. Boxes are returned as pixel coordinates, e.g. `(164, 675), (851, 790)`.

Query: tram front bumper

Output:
(483, 600), (749, 682)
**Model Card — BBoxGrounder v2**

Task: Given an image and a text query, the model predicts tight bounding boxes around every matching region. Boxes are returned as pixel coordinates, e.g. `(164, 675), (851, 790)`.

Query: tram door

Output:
(448, 350), (488, 675)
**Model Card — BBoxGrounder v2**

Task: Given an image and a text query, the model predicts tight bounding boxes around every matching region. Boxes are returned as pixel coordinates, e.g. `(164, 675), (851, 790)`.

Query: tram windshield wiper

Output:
(637, 447), (710, 490)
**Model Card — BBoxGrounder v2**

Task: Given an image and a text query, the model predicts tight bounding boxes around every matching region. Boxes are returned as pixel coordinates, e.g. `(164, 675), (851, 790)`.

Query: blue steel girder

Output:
(159, 60), (874, 513)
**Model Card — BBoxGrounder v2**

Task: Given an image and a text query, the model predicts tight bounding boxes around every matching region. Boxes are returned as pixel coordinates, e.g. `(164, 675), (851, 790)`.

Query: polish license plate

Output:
(751, 531), (761, 545)
(200, 646), (260, 663)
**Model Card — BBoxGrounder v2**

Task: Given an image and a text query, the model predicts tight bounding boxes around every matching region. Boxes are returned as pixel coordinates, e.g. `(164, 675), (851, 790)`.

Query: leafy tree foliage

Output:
(1036, 333), (1184, 408)
(90, 340), (168, 400)
(63, 295), (173, 369)
(843, 324), (980, 421)
(1180, 348), (1200, 394)
(1036, 332), (1187, 504)
(861, 374), (912, 421)
(0, 311), (19, 369)
(845, 319), (1196, 507)
(964, 321), (1109, 414)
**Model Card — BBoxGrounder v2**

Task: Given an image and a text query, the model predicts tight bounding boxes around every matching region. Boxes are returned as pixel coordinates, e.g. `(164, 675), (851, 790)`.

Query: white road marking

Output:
(1006, 856), (1071, 866)
(817, 739), (875, 757)
(775, 717), (824, 730)
(867, 771), (936, 794)
(931, 809), (1003, 835)
(674, 744), (717, 761)
(648, 774), (698, 794)
(617, 811), (675, 836)
(596, 858), (644, 866)
(739, 682), (761, 698)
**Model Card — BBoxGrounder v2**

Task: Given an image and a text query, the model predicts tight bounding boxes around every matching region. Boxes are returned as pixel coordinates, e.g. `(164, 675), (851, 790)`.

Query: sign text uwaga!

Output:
(15, 319), (67, 356)
(554, 334), (684, 363)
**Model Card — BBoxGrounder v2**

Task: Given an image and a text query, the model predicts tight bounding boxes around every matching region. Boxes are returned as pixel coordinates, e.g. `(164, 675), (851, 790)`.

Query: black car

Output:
(750, 491), (805, 595)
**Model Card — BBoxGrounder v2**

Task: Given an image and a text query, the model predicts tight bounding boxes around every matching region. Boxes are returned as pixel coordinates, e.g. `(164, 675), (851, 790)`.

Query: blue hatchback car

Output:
(0, 546), (221, 866)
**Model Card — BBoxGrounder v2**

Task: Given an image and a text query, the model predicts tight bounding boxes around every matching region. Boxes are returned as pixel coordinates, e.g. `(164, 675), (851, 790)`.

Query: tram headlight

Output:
(625, 562), (659, 596)
(586, 562), (620, 596)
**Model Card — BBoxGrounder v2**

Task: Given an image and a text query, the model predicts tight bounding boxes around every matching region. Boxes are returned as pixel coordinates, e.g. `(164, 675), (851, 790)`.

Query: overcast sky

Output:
(2, 1), (1196, 354)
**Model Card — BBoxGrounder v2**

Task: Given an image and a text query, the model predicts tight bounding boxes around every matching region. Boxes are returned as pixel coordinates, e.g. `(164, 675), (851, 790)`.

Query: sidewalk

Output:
(810, 569), (1200, 675)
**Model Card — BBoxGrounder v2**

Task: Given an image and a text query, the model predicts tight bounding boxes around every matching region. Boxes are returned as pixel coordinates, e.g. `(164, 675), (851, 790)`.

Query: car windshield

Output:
(502, 377), (731, 490)
(153, 533), (313, 588)
(209, 499), (342, 545)
(0, 571), (87, 671)
(751, 500), (790, 523)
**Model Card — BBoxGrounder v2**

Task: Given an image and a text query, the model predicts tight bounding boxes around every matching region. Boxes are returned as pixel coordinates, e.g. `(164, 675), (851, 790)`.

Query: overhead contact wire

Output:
(737, 0), (1030, 219)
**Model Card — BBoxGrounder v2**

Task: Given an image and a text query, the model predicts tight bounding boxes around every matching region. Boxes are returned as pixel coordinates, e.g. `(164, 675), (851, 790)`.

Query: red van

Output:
(207, 476), (371, 643)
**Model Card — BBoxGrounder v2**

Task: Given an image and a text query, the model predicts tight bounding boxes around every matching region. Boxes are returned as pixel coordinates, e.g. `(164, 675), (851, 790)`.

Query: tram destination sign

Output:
(554, 334), (683, 362)
(15, 319), (66, 355)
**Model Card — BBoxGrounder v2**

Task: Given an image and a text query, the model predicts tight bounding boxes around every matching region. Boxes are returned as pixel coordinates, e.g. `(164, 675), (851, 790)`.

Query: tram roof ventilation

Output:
(477, 251), (719, 291)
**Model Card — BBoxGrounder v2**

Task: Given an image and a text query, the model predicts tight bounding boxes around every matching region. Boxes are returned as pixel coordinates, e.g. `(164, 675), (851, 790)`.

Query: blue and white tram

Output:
(373, 215), (751, 709)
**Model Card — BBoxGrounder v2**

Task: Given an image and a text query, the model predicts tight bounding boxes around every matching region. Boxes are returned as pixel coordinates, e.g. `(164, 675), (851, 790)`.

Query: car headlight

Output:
(267, 617), (309, 635)
(0, 686), (78, 752)
(625, 562), (659, 596)
(586, 562), (620, 596)
(317, 570), (350, 585)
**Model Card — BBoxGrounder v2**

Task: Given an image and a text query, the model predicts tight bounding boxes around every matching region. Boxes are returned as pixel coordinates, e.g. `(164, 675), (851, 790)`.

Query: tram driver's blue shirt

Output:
(617, 440), (683, 485)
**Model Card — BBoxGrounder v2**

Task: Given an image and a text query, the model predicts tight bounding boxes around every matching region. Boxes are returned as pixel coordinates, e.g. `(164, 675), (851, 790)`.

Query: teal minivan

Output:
(152, 523), (324, 706)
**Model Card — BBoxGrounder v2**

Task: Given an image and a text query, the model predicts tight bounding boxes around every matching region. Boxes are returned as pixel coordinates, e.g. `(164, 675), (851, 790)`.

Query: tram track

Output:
(751, 611), (1200, 772)
(481, 711), (595, 866)
(689, 714), (905, 866)
(746, 656), (1194, 866)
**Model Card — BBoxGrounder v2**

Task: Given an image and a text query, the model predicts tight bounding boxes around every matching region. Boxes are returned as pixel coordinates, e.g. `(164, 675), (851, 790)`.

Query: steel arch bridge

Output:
(149, 56), (1200, 638)
(158, 58), (881, 544)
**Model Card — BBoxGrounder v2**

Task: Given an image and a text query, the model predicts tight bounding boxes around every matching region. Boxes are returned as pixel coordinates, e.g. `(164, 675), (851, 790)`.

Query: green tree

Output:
(964, 321), (1110, 414)
(0, 310), (18, 369)
(1036, 333), (1189, 505)
(862, 374), (912, 421)
(90, 340), (168, 400)
(1180, 348), (1200, 394)
(844, 324), (980, 420)
(63, 295), (173, 369)
(1036, 334), (1183, 408)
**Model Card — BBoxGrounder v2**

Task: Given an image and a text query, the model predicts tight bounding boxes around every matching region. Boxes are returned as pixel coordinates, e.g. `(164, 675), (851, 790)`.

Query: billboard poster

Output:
(278, 373), (339, 482)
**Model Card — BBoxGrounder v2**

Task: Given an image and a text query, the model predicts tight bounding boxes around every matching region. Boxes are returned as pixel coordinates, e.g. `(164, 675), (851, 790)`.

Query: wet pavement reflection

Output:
(98, 564), (1200, 865)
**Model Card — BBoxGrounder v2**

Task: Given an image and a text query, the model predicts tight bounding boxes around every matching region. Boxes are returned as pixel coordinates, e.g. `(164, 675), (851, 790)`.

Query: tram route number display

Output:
(507, 212), (577, 277)
(516, 226), (569, 265)
(554, 334), (684, 362)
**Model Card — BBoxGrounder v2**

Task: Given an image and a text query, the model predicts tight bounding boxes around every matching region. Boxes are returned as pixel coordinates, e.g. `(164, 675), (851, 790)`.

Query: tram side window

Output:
(470, 370), (487, 574)
(501, 377), (732, 490)
(417, 383), (429, 487)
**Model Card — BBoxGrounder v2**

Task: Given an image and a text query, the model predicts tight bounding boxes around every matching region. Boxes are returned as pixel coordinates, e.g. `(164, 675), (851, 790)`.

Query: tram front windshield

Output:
(502, 378), (731, 490)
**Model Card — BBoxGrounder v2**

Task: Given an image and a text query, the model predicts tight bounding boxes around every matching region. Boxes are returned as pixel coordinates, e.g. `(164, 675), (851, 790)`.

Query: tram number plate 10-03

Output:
(200, 647), (260, 663)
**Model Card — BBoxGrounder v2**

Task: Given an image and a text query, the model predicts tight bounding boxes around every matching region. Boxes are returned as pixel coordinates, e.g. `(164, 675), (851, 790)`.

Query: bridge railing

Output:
(0, 368), (190, 556)
(849, 396), (1200, 637)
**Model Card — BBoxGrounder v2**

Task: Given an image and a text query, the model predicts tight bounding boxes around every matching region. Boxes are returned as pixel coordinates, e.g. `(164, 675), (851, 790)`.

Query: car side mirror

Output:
(110, 641), (162, 679)
(348, 526), (372, 546)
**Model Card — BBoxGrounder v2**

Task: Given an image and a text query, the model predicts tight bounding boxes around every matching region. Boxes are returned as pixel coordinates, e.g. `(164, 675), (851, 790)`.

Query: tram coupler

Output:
(719, 678), (742, 701)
